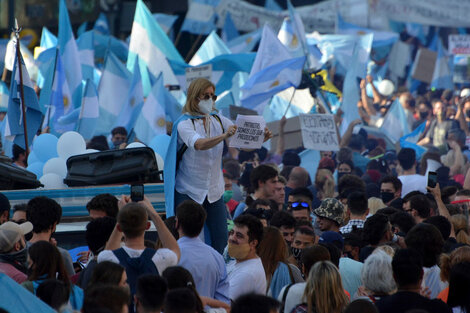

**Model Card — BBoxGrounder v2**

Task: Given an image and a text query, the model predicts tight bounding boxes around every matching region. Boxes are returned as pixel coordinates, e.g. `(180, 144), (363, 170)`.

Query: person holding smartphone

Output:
(164, 78), (272, 254)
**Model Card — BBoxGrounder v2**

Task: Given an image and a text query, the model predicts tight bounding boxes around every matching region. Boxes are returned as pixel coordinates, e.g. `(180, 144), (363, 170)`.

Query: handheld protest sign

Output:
(229, 115), (266, 150)
(299, 113), (339, 151)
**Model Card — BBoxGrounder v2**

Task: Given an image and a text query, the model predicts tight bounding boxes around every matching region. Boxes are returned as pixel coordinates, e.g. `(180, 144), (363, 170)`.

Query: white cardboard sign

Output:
(229, 115), (265, 149)
(299, 114), (339, 151)
(185, 64), (213, 86)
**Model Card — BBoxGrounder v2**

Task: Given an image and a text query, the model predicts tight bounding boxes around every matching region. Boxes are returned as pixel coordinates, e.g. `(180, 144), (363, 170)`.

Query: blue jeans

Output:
(175, 190), (228, 254)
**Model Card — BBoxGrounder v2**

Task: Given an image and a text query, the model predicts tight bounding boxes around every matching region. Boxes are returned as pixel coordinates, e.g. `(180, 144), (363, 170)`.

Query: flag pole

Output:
(13, 19), (29, 156)
(185, 33), (203, 62)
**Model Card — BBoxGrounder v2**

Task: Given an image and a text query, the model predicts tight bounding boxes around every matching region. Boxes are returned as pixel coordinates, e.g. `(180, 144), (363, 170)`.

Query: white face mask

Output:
(198, 99), (213, 115)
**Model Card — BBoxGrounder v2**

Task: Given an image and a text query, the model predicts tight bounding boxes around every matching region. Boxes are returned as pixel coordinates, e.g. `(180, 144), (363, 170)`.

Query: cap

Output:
(319, 231), (344, 250)
(461, 88), (470, 98)
(0, 221), (33, 253)
(314, 198), (344, 225)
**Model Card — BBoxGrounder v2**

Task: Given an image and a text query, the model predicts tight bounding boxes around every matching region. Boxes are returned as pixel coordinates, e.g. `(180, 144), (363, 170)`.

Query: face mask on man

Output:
(419, 111), (428, 119)
(381, 191), (395, 204)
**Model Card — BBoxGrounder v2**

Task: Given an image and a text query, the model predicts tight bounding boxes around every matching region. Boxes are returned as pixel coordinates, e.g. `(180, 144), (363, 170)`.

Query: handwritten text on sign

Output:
(299, 114), (339, 151)
(229, 115), (265, 149)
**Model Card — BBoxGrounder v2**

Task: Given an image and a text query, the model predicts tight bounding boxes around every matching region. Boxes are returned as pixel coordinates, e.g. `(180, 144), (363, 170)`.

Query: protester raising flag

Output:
(4, 42), (43, 150)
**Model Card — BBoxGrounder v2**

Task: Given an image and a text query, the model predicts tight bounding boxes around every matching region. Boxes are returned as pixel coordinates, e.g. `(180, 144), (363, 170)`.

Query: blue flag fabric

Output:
(77, 31), (95, 82)
(180, 0), (220, 35)
(227, 28), (262, 54)
(222, 12), (239, 43)
(4, 49), (43, 149)
(94, 13), (110, 35)
(400, 122), (427, 160)
(381, 98), (411, 144)
(77, 79), (100, 140)
(190, 31), (231, 66)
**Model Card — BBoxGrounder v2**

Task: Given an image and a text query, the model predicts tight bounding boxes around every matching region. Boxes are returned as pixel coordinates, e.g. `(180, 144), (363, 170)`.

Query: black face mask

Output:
(466, 109), (470, 118)
(291, 247), (302, 262)
(381, 191), (395, 204)
(419, 111), (428, 119)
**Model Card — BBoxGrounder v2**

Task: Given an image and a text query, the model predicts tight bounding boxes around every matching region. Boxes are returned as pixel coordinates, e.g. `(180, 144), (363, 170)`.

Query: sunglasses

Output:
(199, 93), (217, 101)
(290, 202), (310, 209)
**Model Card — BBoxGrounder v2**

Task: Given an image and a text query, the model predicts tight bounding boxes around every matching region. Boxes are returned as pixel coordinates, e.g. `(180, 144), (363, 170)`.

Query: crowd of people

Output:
(2, 77), (470, 313)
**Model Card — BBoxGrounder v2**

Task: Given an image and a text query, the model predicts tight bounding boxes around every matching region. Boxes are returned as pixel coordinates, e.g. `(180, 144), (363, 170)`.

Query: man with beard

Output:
(0, 221), (33, 283)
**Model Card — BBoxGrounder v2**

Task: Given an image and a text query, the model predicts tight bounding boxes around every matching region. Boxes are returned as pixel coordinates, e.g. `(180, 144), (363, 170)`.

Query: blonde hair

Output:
(315, 169), (335, 200)
(182, 78), (216, 115)
(450, 214), (470, 246)
(368, 197), (386, 215)
(440, 246), (470, 282)
(303, 261), (348, 313)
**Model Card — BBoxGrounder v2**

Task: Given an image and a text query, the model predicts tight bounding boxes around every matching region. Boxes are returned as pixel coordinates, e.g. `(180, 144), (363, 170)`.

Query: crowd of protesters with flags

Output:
(3, 0), (470, 312)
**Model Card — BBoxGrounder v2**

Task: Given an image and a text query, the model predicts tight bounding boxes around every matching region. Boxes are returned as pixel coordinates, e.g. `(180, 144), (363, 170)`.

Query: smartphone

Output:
(428, 171), (437, 188)
(131, 184), (144, 202)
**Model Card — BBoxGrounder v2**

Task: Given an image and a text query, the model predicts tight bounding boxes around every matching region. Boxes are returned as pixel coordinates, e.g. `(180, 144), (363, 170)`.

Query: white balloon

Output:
(57, 131), (86, 160)
(43, 157), (68, 179)
(39, 173), (67, 189)
(378, 79), (395, 97)
(126, 142), (146, 149)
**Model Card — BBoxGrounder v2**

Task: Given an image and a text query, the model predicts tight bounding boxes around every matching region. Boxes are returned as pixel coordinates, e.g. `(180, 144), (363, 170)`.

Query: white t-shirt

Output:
(398, 174), (427, 198)
(226, 257), (266, 301)
(278, 282), (306, 313)
(97, 246), (178, 274)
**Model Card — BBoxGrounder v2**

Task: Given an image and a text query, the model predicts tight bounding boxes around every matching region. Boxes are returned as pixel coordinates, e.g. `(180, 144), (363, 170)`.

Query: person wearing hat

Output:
(0, 192), (11, 225)
(0, 221), (33, 284)
(314, 198), (344, 233)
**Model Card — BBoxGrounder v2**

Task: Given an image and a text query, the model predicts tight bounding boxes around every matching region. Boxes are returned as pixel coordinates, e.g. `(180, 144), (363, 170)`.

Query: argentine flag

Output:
(128, 0), (183, 97)
(4, 48), (43, 149)
(430, 36), (454, 90)
(134, 74), (168, 145)
(0, 81), (9, 112)
(114, 58), (144, 134)
(227, 28), (262, 54)
(58, 0), (82, 109)
(94, 13), (110, 35)
(96, 52), (131, 135)
(222, 12), (239, 43)
(190, 31), (231, 65)
(381, 98), (411, 144)
(77, 79), (99, 140)
(400, 122), (427, 160)
(77, 31), (95, 82)
(180, 0), (220, 35)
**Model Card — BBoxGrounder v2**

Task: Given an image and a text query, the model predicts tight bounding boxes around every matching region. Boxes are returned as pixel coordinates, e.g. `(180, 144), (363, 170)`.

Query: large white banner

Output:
(372, 0), (470, 27)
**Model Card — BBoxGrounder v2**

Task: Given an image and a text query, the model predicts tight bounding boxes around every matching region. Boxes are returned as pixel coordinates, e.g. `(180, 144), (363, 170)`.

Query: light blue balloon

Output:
(149, 134), (171, 159)
(27, 150), (39, 165)
(26, 162), (44, 178)
(33, 134), (58, 162)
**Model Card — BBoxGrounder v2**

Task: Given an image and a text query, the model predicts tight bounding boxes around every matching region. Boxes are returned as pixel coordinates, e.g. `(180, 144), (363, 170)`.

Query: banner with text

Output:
(449, 35), (470, 55)
(229, 115), (265, 149)
(185, 64), (213, 87)
(299, 114), (339, 151)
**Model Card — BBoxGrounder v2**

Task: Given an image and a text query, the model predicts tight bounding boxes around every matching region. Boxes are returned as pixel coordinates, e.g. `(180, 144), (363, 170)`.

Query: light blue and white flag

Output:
(286, 0), (309, 56)
(336, 14), (399, 48)
(95, 52), (131, 135)
(0, 81), (9, 112)
(40, 27), (58, 50)
(4, 49), (43, 149)
(308, 34), (357, 75)
(44, 51), (75, 135)
(430, 36), (454, 90)
(35, 46), (57, 90)
(77, 22), (88, 37)
(262, 94), (305, 123)
(94, 32), (129, 63)
(58, 0), (82, 109)
(340, 34), (373, 132)
(190, 30), (231, 65)
(227, 28), (262, 54)
(215, 91), (235, 117)
(94, 13), (110, 35)
(153, 13), (178, 37)
(180, 0), (220, 35)
(115, 58), (144, 133)
(381, 98), (411, 144)
(128, 0), (183, 97)
(241, 56), (305, 111)
(265, 0), (283, 11)
(134, 74), (168, 144)
(400, 121), (427, 160)
(77, 79), (99, 140)
(77, 31), (95, 82)
(222, 12), (239, 43)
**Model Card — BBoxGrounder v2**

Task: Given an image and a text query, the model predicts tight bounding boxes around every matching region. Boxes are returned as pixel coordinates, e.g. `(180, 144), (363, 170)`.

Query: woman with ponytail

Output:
(450, 215), (470, 245)
(438, 246), (470, 303)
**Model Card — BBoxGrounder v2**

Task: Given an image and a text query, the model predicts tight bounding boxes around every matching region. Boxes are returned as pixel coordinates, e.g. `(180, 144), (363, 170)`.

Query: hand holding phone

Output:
(427, 171), (437, 188)
(131, 184), (144, 202)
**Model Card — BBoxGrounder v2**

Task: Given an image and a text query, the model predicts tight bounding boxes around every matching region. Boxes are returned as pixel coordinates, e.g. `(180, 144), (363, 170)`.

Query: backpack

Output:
(113, 248), (159, 313)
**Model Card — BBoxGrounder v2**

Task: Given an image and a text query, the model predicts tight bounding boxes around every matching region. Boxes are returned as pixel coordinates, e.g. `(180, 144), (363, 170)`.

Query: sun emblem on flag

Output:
(156, 117), (166, 128)
(130, 97), (135, 107)
(270, 80), (280, 88)
(63, 96), (69, 109)
(246, 37), (253, 44)
(290, 35), (299, 48)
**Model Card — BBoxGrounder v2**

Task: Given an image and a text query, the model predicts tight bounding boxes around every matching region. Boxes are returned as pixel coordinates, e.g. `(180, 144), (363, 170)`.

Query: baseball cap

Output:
(0, 221), (33, 253)
(319, 231), (344, 251)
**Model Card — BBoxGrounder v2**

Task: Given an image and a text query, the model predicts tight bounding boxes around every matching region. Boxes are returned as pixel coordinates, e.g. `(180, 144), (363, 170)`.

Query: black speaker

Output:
(64, 147), (162, 187)
(0, 161), (42, 190)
